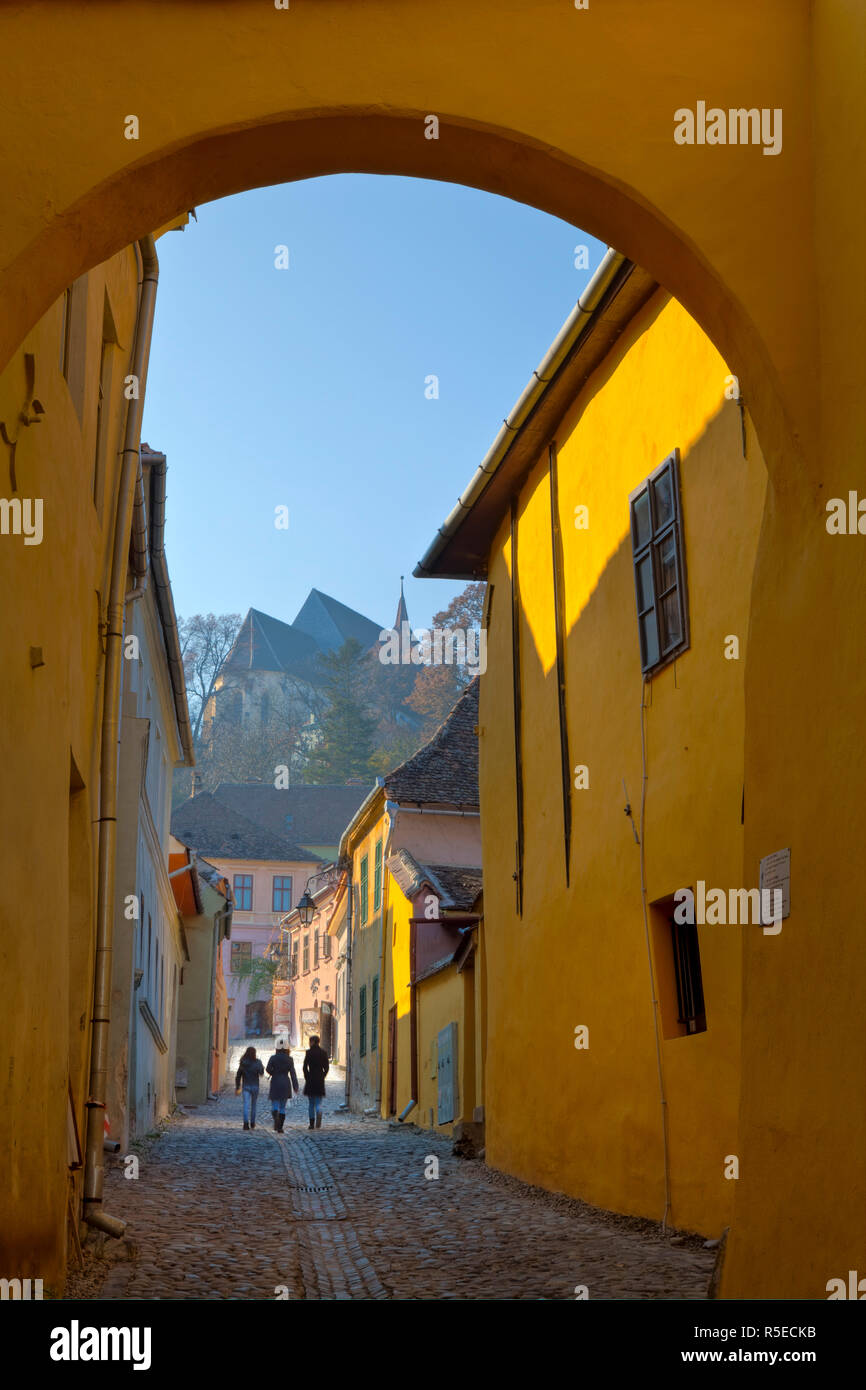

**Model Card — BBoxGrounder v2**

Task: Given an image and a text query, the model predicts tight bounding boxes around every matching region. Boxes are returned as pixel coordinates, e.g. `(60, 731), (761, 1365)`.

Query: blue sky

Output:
(143, 176), (604, 633)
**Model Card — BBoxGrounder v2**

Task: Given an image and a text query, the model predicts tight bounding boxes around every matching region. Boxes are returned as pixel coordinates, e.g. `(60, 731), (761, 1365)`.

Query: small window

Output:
(230, 940), (252, 975)
(313, 930), (320, 967)
(373, 841), (383, 912)
(272, 875), (292, 913)
(291, 941), (299, 979)
(233, 874), (253, 911)
(323, 933), (331, 960)
(359, 985), (367, 1057)
(650, 893), (707, 1038)
(359, 855), (369, 926)
(371, 976), (379, 1052)
(302, 934), (310, 973)
(671, 916), (706, 1035)
(629, 451), (689, 674)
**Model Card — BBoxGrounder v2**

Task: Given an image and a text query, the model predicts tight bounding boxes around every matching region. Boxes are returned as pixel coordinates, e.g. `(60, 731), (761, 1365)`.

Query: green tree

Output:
(306, 639), (378, 783)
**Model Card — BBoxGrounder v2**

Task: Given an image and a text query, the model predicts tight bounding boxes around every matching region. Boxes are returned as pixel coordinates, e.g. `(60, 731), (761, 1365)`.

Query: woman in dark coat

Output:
(265, 1038), (299, 1131)
(235, 1046), (264, 1130)
(302, 1035), (330, 1130)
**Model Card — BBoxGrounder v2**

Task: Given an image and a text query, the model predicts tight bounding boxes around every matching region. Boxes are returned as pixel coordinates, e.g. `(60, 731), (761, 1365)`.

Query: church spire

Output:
(394, 575), (409, 631)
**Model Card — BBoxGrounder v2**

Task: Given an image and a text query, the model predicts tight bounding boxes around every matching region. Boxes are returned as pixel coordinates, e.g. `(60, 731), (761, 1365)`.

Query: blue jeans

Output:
(308, 1095), (323, 1122)
(242, 1087), (258, 1124)
(272, 1097), (287, 1115)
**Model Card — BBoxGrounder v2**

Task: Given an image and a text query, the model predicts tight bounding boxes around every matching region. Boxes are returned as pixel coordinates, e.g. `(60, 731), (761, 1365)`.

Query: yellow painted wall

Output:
(0, 247), (141, 1288)
(346, 803), (387, 1110)
(482, 292), (767, 1241)
(380, 872), (413, 1119)
(416, 966), (473, 1136)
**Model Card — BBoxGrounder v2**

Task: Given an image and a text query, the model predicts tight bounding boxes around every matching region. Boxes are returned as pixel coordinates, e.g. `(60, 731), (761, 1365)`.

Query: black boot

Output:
(250, 1119), (256, 1129)
(309, 1119), (315, 1129)
(243, 1121), (249, 1131)
(315, 1112), (322, 1129)
(277, 1112), (285, 1132)
(272, 1109), (279, 1130)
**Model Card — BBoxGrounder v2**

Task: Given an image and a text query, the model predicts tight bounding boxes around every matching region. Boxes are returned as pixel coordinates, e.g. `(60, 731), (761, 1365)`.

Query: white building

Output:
(105, 447), (194, 1147)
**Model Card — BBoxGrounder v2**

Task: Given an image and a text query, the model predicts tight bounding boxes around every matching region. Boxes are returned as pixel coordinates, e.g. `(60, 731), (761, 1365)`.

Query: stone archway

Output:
(0, 0), (863, 1301)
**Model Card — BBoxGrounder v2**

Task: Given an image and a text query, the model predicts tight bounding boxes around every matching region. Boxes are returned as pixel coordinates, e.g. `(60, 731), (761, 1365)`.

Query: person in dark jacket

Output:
(302, 1035), (330, 1130)
(235, 1046), (264, 1130)
(265, 1038), (299, 1131)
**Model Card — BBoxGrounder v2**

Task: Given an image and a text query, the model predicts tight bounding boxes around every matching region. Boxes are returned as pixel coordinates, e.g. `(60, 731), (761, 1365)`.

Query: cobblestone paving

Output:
(74, 1043), (714, 1301)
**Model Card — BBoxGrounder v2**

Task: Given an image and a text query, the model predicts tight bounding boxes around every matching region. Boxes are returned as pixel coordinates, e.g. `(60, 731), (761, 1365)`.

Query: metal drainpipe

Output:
(82, 236), (159, 1238)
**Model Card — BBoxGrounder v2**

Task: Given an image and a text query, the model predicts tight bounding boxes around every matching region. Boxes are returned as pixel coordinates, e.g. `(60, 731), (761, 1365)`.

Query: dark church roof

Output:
(171, 792), (321, 864)
(221, 608), (320, 681)
(384, 679), (479, 807)
(213, 782), (370, 850)
(292, 588), (383, 654)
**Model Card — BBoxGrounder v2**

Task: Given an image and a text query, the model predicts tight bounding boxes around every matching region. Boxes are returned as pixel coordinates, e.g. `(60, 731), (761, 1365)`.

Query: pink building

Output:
(172, 792), (320, 1039)
(269, 864), (340, 1055)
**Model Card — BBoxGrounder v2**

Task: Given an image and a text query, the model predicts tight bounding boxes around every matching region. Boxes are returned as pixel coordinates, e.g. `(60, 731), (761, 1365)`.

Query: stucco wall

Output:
(481, 292), (767, 1239)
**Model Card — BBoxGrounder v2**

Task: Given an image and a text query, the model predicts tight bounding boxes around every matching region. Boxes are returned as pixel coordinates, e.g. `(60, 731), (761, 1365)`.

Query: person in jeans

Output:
(302, 1034), (330, 1130)
(235, 1046), (264, 1130)
(265, 1037), (299, 1131)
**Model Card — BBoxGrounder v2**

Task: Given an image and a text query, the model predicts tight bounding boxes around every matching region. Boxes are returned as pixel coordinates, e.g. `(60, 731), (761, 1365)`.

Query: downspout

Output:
(83, 236), (159, 1238)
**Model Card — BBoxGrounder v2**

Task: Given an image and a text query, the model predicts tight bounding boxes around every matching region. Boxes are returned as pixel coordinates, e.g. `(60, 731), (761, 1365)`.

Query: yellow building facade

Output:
(0, 228), (181, 1288)
(338, 685), (483, 1131)
(419, 256), (832, 1295)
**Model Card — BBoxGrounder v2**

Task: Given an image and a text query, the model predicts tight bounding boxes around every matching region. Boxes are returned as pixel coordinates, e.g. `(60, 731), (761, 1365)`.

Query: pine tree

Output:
(306, 639), (378, 783)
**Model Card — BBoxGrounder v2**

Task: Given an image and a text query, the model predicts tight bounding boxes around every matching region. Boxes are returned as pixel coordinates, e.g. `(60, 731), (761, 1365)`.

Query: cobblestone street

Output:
(70, 1046), (714, 1302)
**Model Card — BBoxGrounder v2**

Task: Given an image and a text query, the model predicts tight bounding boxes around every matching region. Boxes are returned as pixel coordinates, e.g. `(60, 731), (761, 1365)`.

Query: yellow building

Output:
(0, 225), (183, 1289)
(417, 254), (779, 1276)
(336, 685), (483, 1132)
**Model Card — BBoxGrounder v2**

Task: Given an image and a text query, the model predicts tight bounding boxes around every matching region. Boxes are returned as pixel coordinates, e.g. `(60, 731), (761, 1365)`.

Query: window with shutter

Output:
(371, 975), (379, 1051)
(360, 855), (369, 926)
(373, 840), (383, 911)
(359, 985), (367, 1057)
(629, 451), (689, 674)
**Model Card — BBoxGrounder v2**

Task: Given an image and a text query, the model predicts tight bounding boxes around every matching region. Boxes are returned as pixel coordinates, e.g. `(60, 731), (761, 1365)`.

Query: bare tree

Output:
(178, 612), (242, 741)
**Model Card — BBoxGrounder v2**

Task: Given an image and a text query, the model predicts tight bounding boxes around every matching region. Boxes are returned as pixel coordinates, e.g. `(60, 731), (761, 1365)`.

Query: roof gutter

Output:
(413, 247), (627, 579)
(149, 452), (195, 767)
(337, 777), (385, 862)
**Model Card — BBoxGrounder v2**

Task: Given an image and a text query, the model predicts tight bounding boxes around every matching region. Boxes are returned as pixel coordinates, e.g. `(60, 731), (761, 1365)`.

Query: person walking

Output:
(235, 1046), (264, 1131)
(265, 1037), (299, 1131)
(302, 1034), (330, 1130)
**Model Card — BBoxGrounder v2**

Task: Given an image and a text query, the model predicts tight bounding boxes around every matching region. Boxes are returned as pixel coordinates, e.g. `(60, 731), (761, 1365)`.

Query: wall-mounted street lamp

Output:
(296, 889), (316, 927)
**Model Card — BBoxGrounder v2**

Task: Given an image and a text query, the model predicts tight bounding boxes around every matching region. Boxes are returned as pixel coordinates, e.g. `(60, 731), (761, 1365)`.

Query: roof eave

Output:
(414, 253), (658, 580)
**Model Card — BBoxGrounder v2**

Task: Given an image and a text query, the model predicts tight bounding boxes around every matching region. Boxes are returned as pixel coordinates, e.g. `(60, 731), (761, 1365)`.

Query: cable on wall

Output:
(635, 673), (673, 1232)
